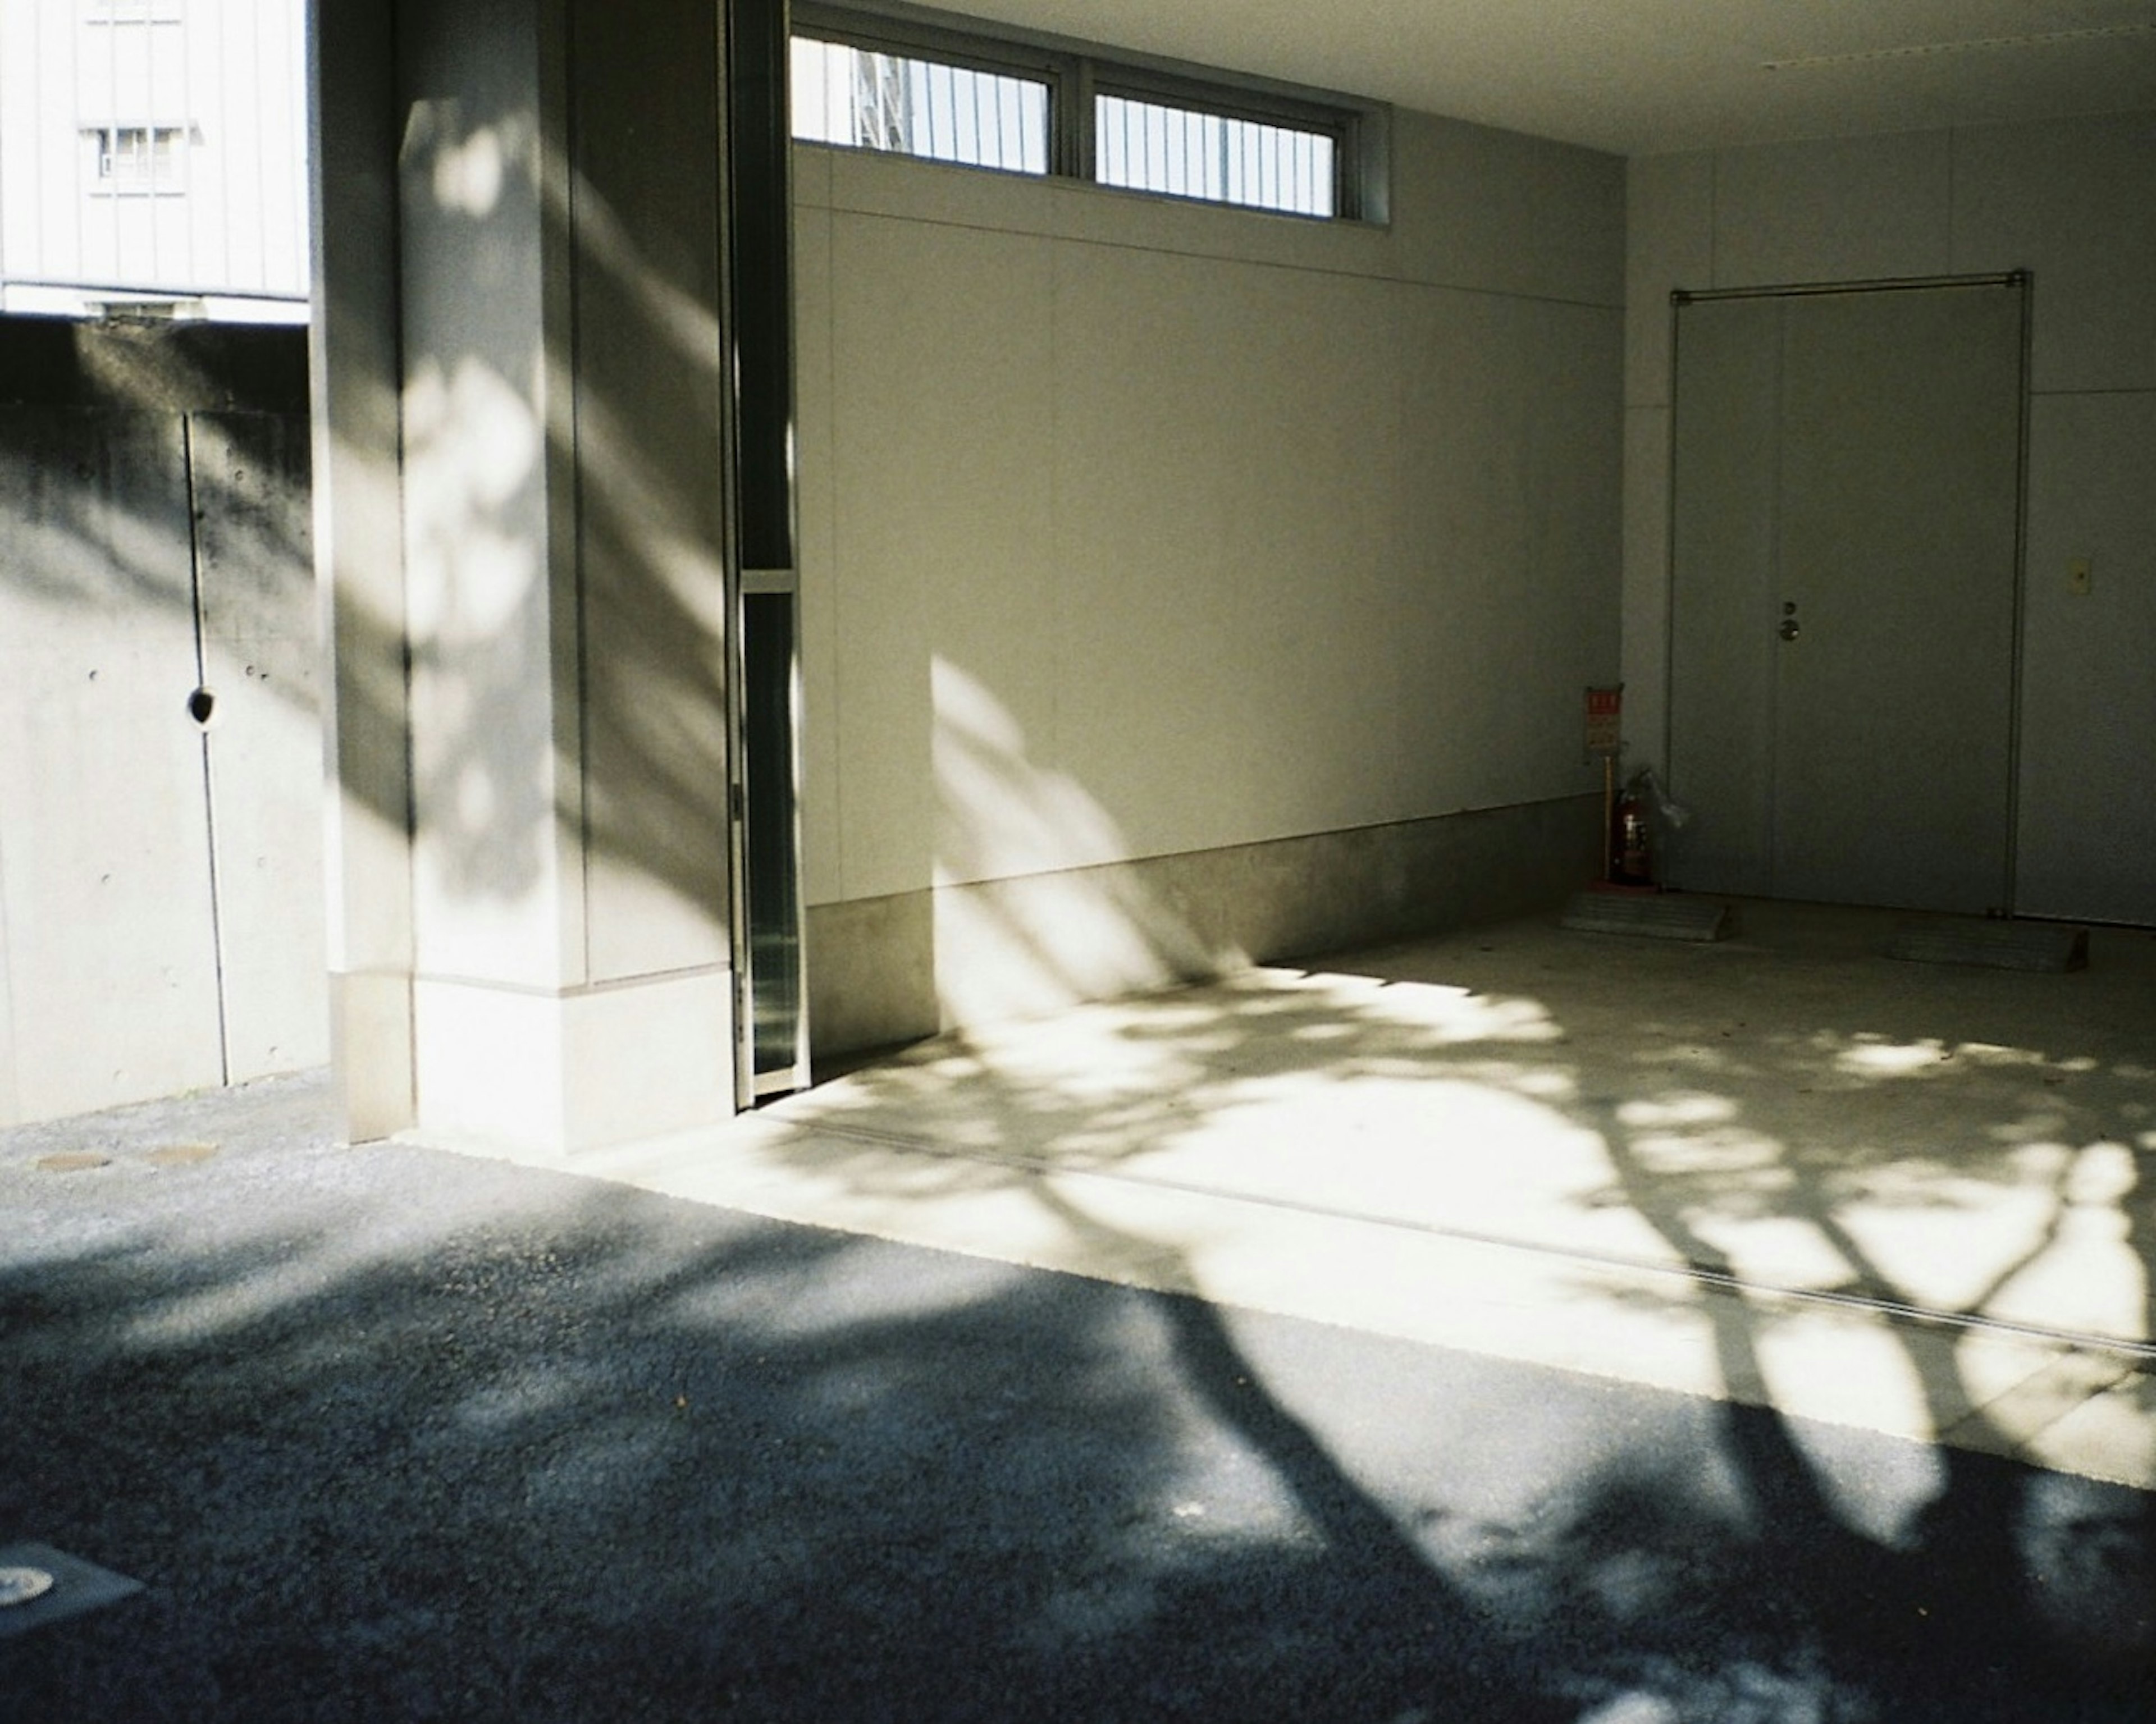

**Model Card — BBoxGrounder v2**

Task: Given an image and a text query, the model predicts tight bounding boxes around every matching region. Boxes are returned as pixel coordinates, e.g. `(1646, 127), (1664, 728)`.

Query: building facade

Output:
(0, 0), (307, 320)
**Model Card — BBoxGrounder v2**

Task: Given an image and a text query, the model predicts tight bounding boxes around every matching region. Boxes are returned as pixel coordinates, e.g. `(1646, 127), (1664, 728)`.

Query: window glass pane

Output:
(790, 35), (1048, 175)
(1094, 94), (1335, 217)
(83, 124), (188, 193)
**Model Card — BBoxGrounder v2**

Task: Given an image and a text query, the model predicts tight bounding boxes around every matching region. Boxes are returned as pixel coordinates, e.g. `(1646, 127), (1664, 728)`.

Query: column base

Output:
(412, 967), (737, 1157)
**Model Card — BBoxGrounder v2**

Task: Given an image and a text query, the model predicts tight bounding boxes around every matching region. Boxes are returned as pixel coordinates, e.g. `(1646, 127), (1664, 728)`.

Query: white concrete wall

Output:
(0, 387), (323, 1128)
(1625, 112), (2156, 927)
(794, 110), (1625, 1036)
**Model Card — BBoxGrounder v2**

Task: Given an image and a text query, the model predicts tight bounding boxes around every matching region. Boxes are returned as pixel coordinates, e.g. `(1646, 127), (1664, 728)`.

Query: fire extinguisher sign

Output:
(1584, 685), (1623, 760)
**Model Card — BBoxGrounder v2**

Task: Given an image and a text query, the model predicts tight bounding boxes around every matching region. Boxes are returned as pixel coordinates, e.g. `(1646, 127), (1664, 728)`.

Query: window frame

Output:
(82, 122), (193, 195)
(791, 1), (1384, 223)
(1089, 67), (1351, 220)
(791, 27), (1056, 176)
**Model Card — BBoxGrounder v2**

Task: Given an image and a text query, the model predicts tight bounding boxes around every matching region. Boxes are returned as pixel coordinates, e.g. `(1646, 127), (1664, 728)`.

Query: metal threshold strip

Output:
(805, 1119), (2156, 1369)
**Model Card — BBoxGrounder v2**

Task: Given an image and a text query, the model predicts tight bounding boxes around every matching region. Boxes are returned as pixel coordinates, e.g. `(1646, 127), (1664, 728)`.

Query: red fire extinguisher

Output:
(1610, 774), (1652, 886)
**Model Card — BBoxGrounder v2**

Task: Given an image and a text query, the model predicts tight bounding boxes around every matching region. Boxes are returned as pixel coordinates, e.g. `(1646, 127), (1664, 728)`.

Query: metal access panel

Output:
(1667, 279), (2027, 914)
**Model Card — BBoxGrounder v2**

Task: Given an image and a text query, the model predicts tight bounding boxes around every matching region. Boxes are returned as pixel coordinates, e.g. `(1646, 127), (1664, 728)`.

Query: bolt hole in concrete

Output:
(185, 686), (217, 728)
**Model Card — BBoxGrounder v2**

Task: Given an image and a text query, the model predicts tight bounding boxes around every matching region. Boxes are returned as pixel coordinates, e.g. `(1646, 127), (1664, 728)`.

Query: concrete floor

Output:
(563, 899), (2156, 1493)
(7, 898), (2154, 1719)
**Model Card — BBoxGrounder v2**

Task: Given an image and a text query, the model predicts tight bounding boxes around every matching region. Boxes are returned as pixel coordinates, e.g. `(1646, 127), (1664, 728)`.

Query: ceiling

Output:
(943, 0), (2156, 155)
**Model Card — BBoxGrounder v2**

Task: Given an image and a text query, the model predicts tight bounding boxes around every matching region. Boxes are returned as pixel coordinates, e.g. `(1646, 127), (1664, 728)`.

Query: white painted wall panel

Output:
(793, 199), (843, 909)
(798, 110), (1627, 926)
(1389, 109), (1625, 305)
(1052, 249), (1403, 857)
(1951, 112), (2156, 395)
(1624, 152), (1712, 408)
(2017, 391), (2156, 923)
(826, 141), (1061, 242)
(827, 211), (1056, 902)
(1621, 405), (1671, 776)
(1710, 131), (1953, 290)
(1395, 291), (1621, 816)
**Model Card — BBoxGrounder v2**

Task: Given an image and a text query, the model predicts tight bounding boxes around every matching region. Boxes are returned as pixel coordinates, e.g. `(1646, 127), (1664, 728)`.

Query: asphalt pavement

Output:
(4, 1071), (2151, 1721)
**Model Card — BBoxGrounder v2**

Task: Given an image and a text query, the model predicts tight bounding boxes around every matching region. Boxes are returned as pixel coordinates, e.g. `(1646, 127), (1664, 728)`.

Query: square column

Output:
(313, 0), (744, 1153)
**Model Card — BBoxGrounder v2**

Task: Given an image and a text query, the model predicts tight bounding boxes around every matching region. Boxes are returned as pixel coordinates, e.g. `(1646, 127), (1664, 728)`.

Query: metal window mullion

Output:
(929, 60), (949, 161)
(826, 42), (849, 145)
(1060, 54), (1090, 182)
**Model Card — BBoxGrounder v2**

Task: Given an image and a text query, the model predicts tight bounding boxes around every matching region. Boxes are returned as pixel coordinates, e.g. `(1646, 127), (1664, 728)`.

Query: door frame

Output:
(1661, 271), (2034, 913)
(723, 0), (812, 1106)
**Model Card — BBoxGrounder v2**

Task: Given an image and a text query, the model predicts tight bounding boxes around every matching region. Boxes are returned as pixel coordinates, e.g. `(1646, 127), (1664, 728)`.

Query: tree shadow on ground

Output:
(2, 1091), (1556, 1723)
(753, 922), (2156, 1722)
(6, 958), (2155, 1722)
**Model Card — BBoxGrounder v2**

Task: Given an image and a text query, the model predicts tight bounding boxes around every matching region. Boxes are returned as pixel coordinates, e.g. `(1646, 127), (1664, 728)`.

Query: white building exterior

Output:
(0, 0), (307, 321)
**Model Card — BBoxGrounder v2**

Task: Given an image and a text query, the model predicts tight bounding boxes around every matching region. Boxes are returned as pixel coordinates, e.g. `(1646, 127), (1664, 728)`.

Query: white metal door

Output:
(1667, 280), (2026, 914)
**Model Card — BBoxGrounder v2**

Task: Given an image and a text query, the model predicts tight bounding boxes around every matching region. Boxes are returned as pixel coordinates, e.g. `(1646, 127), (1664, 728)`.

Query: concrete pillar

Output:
(312, 0), (740, 1153)
(312, 0), (417, 1145)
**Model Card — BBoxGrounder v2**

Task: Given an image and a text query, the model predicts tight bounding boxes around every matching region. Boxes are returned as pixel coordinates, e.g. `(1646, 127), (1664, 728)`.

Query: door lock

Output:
(1779, 600), (1800, 642)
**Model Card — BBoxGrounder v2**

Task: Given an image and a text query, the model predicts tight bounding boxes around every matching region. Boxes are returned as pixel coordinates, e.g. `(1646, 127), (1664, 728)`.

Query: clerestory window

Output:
(791, 34), (1049, 174)
(789, 4), (1378, 222)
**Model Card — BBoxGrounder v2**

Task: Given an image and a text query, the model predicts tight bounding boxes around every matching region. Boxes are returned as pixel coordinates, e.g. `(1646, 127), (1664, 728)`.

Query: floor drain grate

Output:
(1886, 917), (2089, 973)
(0, 1544), (142, 1639)
(1560, 889), (1730, 942)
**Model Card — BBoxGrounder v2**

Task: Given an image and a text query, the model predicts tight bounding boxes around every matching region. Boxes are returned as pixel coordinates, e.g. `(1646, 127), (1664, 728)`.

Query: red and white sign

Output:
(1584, 685), (1623, 758)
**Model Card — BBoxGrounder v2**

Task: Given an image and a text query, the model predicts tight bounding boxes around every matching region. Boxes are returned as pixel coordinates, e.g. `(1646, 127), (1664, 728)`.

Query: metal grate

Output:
(1560, 890), (1732, 943)
(1095, 93), (1335, 217)
(790, 36), (1050, 175)
(1886, 918), (2089, 973)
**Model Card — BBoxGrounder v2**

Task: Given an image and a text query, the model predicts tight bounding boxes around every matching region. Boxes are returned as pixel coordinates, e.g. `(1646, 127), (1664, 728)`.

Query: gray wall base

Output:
(808, 794), (1601, 1058)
